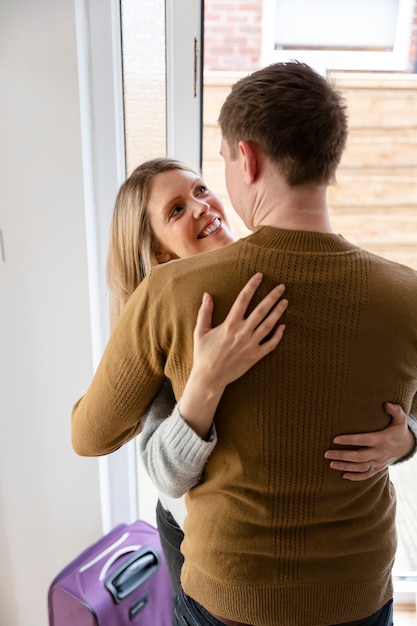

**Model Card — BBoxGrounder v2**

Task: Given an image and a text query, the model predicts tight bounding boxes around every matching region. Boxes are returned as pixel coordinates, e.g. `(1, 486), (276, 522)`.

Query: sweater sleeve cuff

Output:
(393, 414), (417, 464)
(161, 405), (217, 468)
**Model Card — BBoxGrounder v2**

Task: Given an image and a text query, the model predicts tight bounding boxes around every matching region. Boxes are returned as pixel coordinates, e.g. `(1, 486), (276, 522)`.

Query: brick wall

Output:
(203, 1), (262, 70)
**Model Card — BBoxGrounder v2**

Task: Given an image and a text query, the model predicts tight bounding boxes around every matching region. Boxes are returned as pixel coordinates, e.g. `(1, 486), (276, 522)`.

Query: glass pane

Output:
(262, 0), (415, 71)
(274, 0), (399, 51)
(120, 0), (167, 525)
(120, 0), (166, 175)
(391, 456), (417, 573)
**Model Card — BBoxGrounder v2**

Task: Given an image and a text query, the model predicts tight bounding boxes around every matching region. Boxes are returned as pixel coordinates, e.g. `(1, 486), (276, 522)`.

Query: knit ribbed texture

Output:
(72, 226), (417, 624)
(139, 379), (217, 502)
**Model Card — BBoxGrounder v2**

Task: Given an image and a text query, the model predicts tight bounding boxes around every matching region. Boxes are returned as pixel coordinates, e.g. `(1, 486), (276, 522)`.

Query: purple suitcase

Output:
(48, 520), (173, 625)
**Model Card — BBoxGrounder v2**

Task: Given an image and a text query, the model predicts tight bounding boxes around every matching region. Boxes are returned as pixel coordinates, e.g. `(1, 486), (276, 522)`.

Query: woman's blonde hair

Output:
(106, 157), (198, 327)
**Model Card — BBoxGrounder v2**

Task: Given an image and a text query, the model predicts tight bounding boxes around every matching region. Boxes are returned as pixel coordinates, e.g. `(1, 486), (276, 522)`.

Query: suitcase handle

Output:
(105, 547), (161, 603)
(98, 545), (141, 581)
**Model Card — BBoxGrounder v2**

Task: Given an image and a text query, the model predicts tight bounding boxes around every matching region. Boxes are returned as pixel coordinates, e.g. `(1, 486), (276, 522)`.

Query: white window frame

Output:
(166, 0), (204, 170)
(74, 0), (203, 533)
(74, 0), (136, 534)
(261, 0), (415, 73)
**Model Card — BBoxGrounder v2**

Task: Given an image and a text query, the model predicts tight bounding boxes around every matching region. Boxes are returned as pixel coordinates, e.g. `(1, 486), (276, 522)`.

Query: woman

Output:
(104, 157), (417, 594)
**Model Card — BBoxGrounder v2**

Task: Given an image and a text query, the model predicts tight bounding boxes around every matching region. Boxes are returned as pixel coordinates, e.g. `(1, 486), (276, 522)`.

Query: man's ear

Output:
(239, 140), (258, 183)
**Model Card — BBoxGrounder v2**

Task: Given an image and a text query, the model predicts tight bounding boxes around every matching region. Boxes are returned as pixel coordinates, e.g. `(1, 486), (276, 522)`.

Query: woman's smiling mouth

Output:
(198, 217), (221, 238)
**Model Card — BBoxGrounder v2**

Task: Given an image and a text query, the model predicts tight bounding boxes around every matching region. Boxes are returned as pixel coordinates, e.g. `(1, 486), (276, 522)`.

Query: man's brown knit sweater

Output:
(72, 227), (417, 626)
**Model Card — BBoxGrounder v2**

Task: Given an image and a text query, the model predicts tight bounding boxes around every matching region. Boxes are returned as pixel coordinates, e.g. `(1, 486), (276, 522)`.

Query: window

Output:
(78, 3), (417, 613)
(261, 0), (415, 72)
(390, 456), (417, 603)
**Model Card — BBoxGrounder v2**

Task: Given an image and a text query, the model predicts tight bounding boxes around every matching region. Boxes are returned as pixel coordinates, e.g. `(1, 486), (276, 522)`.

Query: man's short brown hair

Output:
(218, 61), (348, 186)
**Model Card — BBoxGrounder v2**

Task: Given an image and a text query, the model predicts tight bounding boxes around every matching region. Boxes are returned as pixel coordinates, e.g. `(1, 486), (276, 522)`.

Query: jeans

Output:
(173, 586), (394, 626)
(357, 599), (393, 626)
(156, 499), (185, 596)
(174, 586), (233, 626)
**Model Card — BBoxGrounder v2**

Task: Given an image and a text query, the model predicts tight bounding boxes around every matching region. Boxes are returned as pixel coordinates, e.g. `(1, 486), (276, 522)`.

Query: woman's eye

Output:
(169, 205), (184, 219)
(196, 185), (207, 195)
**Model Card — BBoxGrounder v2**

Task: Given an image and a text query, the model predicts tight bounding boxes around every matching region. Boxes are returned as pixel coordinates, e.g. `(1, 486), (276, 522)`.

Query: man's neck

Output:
(251, 182), (333, 234)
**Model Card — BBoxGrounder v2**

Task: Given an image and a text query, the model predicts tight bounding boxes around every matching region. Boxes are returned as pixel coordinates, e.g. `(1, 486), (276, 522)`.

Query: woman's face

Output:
(147, 168), (235, 262)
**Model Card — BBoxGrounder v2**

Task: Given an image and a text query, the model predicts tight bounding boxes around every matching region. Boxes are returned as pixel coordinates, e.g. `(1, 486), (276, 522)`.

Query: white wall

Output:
(0, 1), (103, 624)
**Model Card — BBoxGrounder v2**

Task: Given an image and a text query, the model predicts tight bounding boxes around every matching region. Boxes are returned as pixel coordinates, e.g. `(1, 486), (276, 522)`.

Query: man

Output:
(73, 62), (417, 625)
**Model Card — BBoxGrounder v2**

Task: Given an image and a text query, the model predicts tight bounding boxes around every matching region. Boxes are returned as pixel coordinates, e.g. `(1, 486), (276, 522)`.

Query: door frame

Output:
(74, 0), (203, 532)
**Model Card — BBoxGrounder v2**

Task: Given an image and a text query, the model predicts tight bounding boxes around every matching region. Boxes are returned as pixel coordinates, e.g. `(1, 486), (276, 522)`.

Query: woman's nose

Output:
(193, 200), (209, 218)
